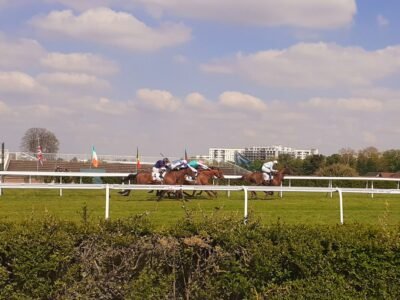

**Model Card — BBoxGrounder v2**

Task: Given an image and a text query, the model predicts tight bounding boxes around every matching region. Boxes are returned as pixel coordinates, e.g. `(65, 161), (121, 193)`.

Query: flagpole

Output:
(90, 146), (92, 169)
(37, 137), (39, 171)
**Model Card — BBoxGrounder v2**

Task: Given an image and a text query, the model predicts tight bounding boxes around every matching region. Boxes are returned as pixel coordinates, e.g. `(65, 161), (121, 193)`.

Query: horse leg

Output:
(263, 191), (274, 199)
(157, 190), (166, 201)
(120, 190), (130, 196)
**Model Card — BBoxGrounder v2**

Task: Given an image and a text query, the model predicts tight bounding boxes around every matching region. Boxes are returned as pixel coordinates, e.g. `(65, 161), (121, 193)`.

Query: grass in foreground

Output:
(0, 189), (399, 227)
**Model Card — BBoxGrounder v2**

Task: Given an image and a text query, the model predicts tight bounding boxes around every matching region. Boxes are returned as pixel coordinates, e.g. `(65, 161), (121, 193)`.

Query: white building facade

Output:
(208, 148), (245, 162)
(209, 145), (319, 162)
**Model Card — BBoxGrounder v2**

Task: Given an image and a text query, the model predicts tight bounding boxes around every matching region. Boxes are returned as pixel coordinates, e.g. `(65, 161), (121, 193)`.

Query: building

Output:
(208, 148), (245, 162)
(209, 145), (318, 162)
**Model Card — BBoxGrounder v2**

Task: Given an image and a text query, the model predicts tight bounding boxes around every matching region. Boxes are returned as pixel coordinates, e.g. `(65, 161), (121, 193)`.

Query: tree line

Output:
(245, 147), (400, 176)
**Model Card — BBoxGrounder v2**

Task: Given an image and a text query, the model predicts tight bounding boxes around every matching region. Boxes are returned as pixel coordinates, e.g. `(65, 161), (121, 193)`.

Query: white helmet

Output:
(273, 160), (278, 164)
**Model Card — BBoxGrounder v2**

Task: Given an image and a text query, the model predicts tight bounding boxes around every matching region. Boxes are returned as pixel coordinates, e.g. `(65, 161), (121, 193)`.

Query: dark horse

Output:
(119, 171), (160, 196)
(242, 168), (287, 199)
(187, 167), (224, 198)
(158, 167), (196, 200)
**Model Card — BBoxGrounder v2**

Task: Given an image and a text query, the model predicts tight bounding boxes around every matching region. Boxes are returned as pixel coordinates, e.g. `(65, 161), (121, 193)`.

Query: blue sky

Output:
(1, 0), (400, 157)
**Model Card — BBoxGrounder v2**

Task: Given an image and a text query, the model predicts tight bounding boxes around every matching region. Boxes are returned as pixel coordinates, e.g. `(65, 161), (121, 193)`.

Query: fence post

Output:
(243, 186), (248, 224)
(59, 176), (62, 197)
(338, 188), (344, 224)
(0, 175), (2, 196)
(280, 181), (283, 198)
(105, 184), (110, 220)
(227, 178), (231, 198)
(371, 181), (374, 198)
(329, 179), (333, 198)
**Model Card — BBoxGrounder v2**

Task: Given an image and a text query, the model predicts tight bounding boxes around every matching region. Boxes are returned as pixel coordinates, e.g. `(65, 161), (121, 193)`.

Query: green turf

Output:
(0, 189), (399, 227)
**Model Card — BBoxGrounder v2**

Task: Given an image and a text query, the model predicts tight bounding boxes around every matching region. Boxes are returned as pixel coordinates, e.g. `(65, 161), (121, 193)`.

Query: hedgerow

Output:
(0, 213), (399, 299)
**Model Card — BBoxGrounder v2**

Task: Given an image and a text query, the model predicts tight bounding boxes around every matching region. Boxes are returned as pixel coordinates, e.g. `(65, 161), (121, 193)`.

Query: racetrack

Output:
(1, 189), (399, 227)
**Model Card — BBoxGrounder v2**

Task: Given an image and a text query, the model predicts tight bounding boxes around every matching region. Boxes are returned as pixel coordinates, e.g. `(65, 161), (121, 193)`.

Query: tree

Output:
(302, 154), (326, 175)
(381, 149), (400, 172)
(356, 146), (381, 175)
(20, 128), (59, 153)
(338, 147), (357, 167)
(315, 163), (358, 177)
(278, 154), (304, 175)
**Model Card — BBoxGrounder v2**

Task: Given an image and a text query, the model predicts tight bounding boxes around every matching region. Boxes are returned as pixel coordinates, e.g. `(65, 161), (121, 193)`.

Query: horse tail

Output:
(122, 173), (138, 184)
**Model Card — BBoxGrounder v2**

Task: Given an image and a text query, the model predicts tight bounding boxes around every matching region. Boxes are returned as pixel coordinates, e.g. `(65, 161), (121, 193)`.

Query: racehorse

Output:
(158, 167), (196, 200)
(119, 171), (160, 196)
(241, 168), (287, 199)
(188, 167), (224, 198)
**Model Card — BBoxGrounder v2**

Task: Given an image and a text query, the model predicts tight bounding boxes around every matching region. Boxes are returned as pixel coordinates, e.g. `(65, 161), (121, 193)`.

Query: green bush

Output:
(0, 214), (399, 299)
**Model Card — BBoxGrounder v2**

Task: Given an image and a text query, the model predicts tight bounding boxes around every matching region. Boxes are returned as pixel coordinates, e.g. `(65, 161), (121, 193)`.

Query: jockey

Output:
(188, 159), (209, 171)
(261, 160), (278, 183)
(170, 158), (188, 170)
(152, 157), (170, 182)
(170, 158), (197, 180)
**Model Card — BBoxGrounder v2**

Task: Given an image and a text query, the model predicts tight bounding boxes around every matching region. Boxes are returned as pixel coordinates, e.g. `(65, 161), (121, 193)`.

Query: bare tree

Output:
(20, 128), (59, 153)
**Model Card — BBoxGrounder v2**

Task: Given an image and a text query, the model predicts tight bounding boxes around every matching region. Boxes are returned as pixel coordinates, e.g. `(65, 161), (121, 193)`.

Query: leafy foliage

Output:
(0, 214), (399, 299)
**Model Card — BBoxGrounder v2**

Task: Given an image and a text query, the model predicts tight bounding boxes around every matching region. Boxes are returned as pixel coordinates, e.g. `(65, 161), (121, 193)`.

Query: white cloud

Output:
(37, 72), (110, 91)
(137, 88), (181, 111)
(31, 7), (191, 51)
(0, 35), (45, 69)
(202, 42), (400, 89)
(304, 97), (383, 112)
(41, 53), (119, 76)
(218, 91), (267, 112)
(377, 14), (389, 27)
(0, 100), (11, 114)
(0, 71), (46, 94)
(185, 92), (210, 109)
(94, 97), (135, 115)
(138, 0), (356, 29)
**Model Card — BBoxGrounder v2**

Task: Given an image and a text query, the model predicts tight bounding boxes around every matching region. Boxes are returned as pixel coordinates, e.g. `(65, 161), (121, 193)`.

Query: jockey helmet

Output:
(273, 160), (278, 164)
(163, 158), (170, 163)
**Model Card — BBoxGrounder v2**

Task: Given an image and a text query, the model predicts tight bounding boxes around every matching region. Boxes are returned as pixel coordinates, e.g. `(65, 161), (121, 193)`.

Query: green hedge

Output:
(0, 214), (399, 299)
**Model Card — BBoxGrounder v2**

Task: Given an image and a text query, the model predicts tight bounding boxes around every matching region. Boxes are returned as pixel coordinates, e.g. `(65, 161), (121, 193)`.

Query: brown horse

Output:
(242, 168), (287, 199)
(158, 167), (196, 200)
(119, 171), (161, 196)
(188, 167), (224, 198)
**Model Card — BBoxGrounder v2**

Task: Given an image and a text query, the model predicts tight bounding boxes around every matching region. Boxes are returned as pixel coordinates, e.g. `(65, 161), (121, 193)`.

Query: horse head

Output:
(213, 168), (224, 179)
(184, 167), (196, 178)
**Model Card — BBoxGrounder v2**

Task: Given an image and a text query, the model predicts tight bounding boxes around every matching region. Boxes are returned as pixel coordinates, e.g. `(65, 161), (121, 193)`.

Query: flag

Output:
(234, 151), (251, 167)
(37, 145), (43, 166)
(184, 149), (188, 161)
(136, 147), (141, 169)
(91, 146), (99, 168)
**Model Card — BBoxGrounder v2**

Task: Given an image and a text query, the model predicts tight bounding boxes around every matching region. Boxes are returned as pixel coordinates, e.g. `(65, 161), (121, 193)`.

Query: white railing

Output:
(1, 182), (400, 224)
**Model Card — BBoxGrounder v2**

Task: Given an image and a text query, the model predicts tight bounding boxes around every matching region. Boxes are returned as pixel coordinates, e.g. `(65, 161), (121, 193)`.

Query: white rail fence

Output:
(1, 171), (400, 224)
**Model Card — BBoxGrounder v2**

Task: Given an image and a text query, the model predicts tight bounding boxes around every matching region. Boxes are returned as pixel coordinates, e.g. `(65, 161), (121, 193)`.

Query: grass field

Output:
(0, 189), (399, 228)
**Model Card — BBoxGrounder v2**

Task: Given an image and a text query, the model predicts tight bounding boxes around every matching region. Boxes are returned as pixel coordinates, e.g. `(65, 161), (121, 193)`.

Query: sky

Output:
(1, 0), (400, 157)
